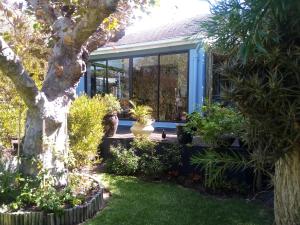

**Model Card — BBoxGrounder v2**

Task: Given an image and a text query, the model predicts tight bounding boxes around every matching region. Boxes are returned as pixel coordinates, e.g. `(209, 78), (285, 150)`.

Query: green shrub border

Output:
(0, 174), (104, 225)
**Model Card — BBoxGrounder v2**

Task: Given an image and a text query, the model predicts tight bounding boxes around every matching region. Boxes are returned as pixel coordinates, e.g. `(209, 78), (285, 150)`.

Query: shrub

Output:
(106, 137), (183, 178)
(139, 153), (163, 177)
(159, 144), (182, 172)
(10, 172), (84, 213)
(0, 163), (20, 204)
(185, 103), (245, 146)
(131, 137), (164, 177)
(0, 152), (20, 203)
(106, 145), (139, 175)
(0, 78), (26, 148)
(102, 94), (121, 115)
(68, 94), (106, 169)
(130, 136), (157, 154)
(0, 168), (93, 213)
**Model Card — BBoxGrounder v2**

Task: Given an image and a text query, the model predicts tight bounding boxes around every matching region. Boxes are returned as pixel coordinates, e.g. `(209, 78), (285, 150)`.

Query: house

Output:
(77, 14), (215, 128)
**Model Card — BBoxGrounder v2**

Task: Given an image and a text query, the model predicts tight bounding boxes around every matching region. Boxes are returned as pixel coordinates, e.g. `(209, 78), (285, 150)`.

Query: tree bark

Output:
(1, 0), (137, 186)
(274, 148), (300, 225)
(21, 107), (69, 186)
(20, 109), (43, 175)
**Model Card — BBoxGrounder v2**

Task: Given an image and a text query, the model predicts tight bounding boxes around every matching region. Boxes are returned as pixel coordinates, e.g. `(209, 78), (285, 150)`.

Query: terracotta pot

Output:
(130, 120), (154, 137)
(103, 113), (119, 137)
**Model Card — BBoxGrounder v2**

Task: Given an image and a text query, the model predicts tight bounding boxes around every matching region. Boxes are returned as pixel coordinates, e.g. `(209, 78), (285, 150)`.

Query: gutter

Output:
(90, 35), (201, 57)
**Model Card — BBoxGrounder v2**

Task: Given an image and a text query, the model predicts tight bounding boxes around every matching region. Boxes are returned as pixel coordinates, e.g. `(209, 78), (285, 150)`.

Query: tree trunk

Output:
(274, 148), (300, 225)
(0, 0), (127, 187)
(20, 105), (69, 186)
(20, 109), (43, 175)
(42, 111), (69, 186)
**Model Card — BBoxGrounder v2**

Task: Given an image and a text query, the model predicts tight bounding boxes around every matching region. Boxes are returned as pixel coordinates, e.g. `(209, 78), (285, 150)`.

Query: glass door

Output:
(132, 56), (159, 119)
(107, 58), (130, 119)
(159, 53), (188, 121)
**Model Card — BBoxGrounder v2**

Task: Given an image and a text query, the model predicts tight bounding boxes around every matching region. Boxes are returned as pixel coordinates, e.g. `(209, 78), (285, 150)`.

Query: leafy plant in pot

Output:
(185, 103), (245, 148)
(103, 94), (121, 137)
(177, 111), (202, 144)
(129, 101), (154, 137)
(177, 124), (193, 144)
(203, 103), (244, 148)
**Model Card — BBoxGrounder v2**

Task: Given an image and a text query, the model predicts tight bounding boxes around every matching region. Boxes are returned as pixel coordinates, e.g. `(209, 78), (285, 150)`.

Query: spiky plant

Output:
(129, 100), (153, 125)
(201, 0), (300, 224)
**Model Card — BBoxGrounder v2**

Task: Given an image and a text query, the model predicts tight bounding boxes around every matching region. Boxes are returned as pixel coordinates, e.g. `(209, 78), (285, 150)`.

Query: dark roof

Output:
(105, 14), (209, 47)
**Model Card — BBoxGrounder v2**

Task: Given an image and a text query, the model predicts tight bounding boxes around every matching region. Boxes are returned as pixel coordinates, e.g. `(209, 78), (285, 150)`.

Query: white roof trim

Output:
(91, 35), (201, 56)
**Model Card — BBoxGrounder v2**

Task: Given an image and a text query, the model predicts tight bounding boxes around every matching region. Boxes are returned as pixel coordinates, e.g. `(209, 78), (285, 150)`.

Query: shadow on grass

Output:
(86, 174), (274, 225)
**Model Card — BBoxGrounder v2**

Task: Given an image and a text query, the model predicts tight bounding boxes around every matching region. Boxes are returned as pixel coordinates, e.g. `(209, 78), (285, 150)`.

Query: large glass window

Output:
(211, 54), (227, 102)
(132, 56), (159, 119)
(160, 53), (188, 121)
(107, 59), (130, 99)
(91, 61), (106, 96)
(90, 52), (189, 122)
(107, 59), (130, 119)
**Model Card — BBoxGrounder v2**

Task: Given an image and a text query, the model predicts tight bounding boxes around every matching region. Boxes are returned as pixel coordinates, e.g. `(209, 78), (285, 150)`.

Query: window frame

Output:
(89, 50), (190, 122)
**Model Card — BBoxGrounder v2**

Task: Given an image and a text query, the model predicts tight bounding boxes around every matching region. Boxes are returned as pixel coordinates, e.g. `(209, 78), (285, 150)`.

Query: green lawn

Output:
(85, 174), (273, 225)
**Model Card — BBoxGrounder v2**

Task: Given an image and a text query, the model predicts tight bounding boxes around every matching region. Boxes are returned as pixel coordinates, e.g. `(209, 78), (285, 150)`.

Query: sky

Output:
(127, 0), (211, 34)
(5, 0), (212, 34)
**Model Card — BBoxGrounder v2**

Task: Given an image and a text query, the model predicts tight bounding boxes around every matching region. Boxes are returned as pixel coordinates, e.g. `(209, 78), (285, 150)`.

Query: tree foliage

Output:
(202, 0), (300, 163)
(0, 3), (48, 147)
(0, 0), (155, 148)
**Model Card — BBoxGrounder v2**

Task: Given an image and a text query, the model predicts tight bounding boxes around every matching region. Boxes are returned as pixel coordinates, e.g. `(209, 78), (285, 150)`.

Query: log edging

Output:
(0, 174), (104, 225)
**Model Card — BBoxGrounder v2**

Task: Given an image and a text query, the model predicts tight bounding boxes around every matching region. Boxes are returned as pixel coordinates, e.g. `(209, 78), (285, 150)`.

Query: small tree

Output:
(201, 0), (300, 224)
(0, 0), (154, 186)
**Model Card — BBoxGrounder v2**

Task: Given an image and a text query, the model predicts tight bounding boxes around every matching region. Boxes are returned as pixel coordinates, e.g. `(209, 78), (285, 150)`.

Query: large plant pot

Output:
(216, 134), (236, 148)
(103, 113), (119, 137)
(176, 124), (193, 144)
(130, 120), (154, 137)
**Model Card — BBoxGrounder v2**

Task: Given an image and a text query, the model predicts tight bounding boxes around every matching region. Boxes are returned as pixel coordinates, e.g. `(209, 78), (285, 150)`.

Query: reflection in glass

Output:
(91, 61), (106, 96)
(89, 52), (189, 122)
(133, 56), (159, 119)
(107, 59), (130, 119)
(160, 53), (188, 121)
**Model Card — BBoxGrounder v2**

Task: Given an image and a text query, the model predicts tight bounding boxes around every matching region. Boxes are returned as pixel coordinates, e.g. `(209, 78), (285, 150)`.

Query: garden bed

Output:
(0, 174), (104, 225)
(100, 128), (272, 199)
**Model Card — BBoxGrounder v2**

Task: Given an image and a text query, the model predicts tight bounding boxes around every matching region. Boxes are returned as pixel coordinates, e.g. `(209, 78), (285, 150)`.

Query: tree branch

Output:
(85, 27), (125, 53)
(84, 2), (134, 52)
(0, 37), (39, 107)
(72, 0), (120, 48)
(25, 0), (58, 25)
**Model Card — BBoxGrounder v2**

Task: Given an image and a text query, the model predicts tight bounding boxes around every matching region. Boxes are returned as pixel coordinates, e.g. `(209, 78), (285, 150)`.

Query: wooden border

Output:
(0, 174), (104, 225)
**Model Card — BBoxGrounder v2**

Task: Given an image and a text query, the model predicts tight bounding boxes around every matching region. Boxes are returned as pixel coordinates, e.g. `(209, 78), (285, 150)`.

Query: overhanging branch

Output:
(85, 27), (125, 53)
(72, 0), (120, 48)
(0, 37), (39, 107)
(84, 2), (133, 52)
(25, 0), (58, 25)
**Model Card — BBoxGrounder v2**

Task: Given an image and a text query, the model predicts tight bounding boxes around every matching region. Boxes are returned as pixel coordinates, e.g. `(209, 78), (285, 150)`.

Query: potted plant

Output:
(176, 124), (193, 144)
(129, 101), (154, 137)
(177, 111), (203, 144)
(184, 103), (244, 148)
(203, 103), (245, 147)
(103, 94), (121, 137)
